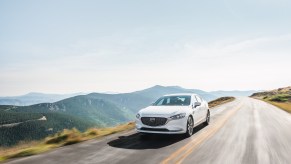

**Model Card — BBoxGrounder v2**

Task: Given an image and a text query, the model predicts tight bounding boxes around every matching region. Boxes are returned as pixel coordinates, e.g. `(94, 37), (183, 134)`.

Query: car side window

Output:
(156, 99), (165, 105)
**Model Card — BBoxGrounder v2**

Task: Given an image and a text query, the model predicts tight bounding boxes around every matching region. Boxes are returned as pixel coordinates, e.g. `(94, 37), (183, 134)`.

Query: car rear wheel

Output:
(204, 110), (210, 126)
(184, 116), (194, 137)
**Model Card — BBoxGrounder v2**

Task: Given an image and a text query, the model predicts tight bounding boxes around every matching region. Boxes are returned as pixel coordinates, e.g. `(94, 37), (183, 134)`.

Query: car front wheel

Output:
(184, 116), (194, 137)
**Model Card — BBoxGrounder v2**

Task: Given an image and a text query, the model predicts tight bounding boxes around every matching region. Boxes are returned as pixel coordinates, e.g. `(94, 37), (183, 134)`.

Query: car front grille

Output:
(141, 117), (167, 126)
(140, 127), (169, 131)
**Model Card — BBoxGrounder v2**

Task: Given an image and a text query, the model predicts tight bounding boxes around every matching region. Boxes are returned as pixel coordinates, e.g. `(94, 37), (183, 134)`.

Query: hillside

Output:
(251, 86), (291, 113)
(0, 85), (250, 148)
(86, 93), (153, 113)
(9, 96), (135, 127)
(208, 97), (235, 108)
(251, 86), (291, 100)
(4, 85), (217, 127)
(0, 108), (95, 147)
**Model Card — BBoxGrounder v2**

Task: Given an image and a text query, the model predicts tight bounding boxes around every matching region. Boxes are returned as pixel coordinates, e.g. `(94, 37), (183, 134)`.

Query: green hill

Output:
(10, 96), (135, 127)
(0, 85), (220, 147)
(0, 109), (95, 147)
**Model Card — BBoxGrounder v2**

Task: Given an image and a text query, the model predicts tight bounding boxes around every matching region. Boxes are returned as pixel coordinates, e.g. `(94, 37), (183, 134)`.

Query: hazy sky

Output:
(0, 0), (290, 96)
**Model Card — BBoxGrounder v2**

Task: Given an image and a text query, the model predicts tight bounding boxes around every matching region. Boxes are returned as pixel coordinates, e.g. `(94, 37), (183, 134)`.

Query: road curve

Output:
(4, 97), (291, 164)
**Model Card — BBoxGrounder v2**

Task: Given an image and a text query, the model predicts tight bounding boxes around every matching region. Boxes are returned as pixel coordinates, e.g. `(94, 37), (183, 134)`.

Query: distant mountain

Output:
(0, 87), (256, 106)
(1, 86), (256, 126)
(0, 92), (86, 106)
(1, 85), (218, 127)
(0, 85), (257, 147)
(134, 85), (217, 102)
(210, 90), (258, 97)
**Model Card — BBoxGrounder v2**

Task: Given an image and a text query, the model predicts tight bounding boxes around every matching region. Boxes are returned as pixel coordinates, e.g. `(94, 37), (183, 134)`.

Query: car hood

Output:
(139, 105), (190, 117)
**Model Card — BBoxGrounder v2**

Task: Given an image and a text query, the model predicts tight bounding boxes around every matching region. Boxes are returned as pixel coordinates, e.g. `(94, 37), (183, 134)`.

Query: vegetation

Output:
(0, 112), (95, 147)
(208, 97), (235, 108)
(0, 122), (135, 162)
(251, 86), (291, 100)
(10, 96), (136, 127)
(267, 94), (291, 102)
(0, 112), (42, 125)
(251, 86), (291, 113)
(266, 101), (291, 113)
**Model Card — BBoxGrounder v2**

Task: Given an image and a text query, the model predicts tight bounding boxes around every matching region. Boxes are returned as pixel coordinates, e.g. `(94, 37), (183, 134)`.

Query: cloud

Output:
(0, 33), (290, 95)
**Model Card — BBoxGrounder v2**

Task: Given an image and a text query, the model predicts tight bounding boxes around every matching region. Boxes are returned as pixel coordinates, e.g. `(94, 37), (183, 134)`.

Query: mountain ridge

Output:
(0, 85), (258, 106)
(0, 85), (258, 147)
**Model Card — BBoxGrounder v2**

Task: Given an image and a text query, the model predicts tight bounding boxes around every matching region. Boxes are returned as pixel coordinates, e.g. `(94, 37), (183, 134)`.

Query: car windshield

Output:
(152, 96), (191, 106)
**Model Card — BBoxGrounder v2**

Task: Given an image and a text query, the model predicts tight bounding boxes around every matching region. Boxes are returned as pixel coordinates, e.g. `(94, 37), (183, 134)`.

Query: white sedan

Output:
(135, 93), (210, 137)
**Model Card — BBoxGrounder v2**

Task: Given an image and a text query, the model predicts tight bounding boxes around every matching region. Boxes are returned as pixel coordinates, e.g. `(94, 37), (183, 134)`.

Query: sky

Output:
(0, 0), (291, 96)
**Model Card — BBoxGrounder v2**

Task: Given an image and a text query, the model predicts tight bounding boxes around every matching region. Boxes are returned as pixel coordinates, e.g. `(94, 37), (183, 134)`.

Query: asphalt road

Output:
(5, 97), (291, 164)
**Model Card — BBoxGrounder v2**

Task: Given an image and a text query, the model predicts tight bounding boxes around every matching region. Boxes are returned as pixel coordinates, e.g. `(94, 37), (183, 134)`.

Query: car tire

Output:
(184, 116), (194, 138)
(204, 110), (210, 126)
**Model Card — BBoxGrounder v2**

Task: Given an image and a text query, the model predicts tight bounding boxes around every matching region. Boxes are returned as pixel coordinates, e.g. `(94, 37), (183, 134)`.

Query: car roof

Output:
(163, 93), (198, 96)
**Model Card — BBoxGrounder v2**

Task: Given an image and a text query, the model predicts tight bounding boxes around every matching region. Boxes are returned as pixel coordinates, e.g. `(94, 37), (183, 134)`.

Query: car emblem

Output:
(149, 118), (155, 122)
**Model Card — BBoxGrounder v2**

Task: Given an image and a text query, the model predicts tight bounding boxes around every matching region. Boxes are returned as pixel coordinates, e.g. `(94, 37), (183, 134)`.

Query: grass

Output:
(208, 97), (235, 108)
(0, 122), (135, 162)
(264, 100), (291, 113)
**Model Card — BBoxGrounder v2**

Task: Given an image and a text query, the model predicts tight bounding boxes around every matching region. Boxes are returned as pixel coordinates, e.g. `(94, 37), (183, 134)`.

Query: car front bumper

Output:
(135, 117), (187, 134)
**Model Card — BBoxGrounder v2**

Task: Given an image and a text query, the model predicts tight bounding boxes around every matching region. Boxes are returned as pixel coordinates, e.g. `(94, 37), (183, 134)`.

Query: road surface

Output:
(5, 97), (291, 164)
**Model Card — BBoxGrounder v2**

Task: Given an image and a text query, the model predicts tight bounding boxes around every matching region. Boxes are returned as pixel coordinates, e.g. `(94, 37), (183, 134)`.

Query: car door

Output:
(195, 96), (206, 123)
(192, 96), (203, 124)
(191, 96), (199, 125)
(200, 97), (208, 118)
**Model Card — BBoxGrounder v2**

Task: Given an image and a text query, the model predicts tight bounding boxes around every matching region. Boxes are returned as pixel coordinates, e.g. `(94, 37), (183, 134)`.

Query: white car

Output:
(135, 93), (210, 137)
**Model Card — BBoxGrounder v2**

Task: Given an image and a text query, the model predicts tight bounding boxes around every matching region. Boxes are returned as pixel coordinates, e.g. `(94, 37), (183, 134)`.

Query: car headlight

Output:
(170, 113), (186, 120)
(136, 113), (140, 119)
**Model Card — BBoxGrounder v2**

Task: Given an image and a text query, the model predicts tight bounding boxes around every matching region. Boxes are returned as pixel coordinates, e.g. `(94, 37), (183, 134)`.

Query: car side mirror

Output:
(193, 102), (201, 108)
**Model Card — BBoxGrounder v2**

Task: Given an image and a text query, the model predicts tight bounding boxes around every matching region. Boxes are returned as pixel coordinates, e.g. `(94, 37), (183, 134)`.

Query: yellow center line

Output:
(160, 102), (243, 164)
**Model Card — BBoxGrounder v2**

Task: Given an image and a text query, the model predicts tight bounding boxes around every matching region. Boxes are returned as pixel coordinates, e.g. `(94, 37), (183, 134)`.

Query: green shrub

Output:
(269, 94), (291, 102)
(45, 128), (81, 145)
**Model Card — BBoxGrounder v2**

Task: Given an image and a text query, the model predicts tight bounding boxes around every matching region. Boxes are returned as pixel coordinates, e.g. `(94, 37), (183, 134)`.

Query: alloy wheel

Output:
(187, 117), (194, 135)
